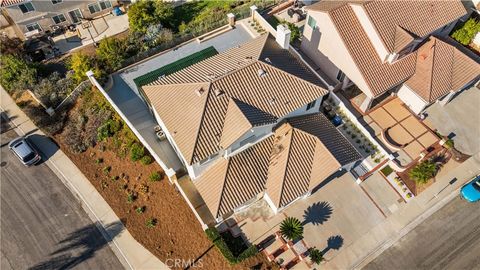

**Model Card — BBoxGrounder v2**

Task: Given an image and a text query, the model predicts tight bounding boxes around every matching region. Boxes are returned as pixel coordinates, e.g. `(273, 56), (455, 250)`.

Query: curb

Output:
(352, 183), (464, 269)
(1, 103), (134, 270)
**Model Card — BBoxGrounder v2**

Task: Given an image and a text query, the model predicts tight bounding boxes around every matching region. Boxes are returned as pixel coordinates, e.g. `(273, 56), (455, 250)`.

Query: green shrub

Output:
(130, 143), (145, 161)
(409, 160), (437, 184)
(146, 218), (157, 228)
(445, 138), (454, 149)
(280, 217), (304, 241)
(0, 54), (37, 93)
(97, 119), (122, 141)
(140, 155), (153, 165)
(103, 166), (111, 174)
(380, 165), (393, 176)
(451, 18), (480, 45)
(96, 37), (128, 71)
(136, 206), (145, 214)
(149, 171), (162, 182)
(204, 228), (257, 264)
(127, 192), (136, 203)
(309, 247), (324, 264)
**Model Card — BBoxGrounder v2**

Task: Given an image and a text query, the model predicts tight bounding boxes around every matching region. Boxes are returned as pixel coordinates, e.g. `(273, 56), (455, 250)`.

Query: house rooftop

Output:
(0, 0), (25, 7)
(307, 0), (468, 97)
(142, 34), (328, 165)
(405, 36), (480, 103)
(195, 113), (362, 218)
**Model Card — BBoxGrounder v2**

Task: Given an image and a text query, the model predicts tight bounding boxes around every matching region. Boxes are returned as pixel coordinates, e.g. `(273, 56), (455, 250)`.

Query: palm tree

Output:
(280, 217), (304, 241)
(308, 247), (324, 264)
(409, 160), (437, 184)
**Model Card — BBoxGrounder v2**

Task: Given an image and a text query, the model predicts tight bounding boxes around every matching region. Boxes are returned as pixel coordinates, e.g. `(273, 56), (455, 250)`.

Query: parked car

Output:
(460, 175), (480, 202)
(8, 136), (41, 166)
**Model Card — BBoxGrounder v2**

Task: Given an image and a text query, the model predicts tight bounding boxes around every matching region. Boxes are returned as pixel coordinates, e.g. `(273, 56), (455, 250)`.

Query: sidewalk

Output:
(328, 152), (480, 269)
(0, 87), (169, 270)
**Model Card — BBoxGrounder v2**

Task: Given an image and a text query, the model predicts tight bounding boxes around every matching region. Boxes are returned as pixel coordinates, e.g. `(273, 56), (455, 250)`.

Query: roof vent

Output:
(268, 98), (276, 105)
(264, 57), (272, 63)
(214, 88), (224, 97)
(206, 73), (216, 80)
(258, 69), (267, 77)
(195, 88), (205, 96)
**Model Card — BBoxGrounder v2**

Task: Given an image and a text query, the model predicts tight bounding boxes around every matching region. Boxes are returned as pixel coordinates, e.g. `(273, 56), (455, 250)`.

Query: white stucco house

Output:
(301, 0), (479, 114)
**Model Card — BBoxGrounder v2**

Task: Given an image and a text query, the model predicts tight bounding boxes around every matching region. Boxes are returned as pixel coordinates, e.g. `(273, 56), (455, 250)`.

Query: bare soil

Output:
(52, 96), (275, 270)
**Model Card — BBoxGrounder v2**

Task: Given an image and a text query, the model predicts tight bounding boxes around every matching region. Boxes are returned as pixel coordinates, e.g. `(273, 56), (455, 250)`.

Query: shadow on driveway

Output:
(302, 201), (333, 226)
(28, 221), (124, 270)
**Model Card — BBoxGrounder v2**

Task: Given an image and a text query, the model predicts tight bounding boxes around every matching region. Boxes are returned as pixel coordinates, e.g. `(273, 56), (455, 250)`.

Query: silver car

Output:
(8, 136), (41, 166)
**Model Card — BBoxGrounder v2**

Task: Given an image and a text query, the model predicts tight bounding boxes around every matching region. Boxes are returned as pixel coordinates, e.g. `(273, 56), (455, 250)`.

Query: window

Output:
(51, 0), (62, 4)
(68, 9), (82, 24)
(89, 1), (112, 14)
(52, 14), (66, 24)
(99, 0), (112, 10)
(26, 22), (41, 32)
(307, 15), (316, 29)
(19, 2), (35, 13)
(88, 3), (101, 14)
(306, 100), (316, 110)
(336, 70), (345, 82)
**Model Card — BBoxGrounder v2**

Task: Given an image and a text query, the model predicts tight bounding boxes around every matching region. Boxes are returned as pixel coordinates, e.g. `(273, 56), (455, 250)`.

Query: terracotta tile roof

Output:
(393, 26), (414, 53)
(307, 0), (467, 97)
(143, 34), (328, 164)
(195, 113), (361, 218)
(194, 136), (274, 218)
(266, 113), (362, 208)
(0, 0), (25, 7)
(360, 0), (467, 53)
(219, 98), (276, 149)
(405, 37), (480, 103)
(328, 3), (416, 97)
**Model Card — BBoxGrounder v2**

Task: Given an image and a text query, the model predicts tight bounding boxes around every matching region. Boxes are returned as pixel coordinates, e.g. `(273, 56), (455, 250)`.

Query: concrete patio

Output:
(52, 13), (129, 54)
(363, 98), (439, 166)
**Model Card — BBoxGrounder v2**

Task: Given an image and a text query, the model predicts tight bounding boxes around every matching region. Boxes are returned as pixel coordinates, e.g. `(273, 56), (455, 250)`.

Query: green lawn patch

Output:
(380, 165), (393, 176)
(133, 46), (218, 87)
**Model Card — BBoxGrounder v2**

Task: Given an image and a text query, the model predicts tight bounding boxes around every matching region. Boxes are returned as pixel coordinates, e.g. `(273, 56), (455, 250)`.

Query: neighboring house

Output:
(0, 0), (117, 39)
(301, 0), (476, 113)
(141, 34), (361, 223)
(398, 36), (480, 114)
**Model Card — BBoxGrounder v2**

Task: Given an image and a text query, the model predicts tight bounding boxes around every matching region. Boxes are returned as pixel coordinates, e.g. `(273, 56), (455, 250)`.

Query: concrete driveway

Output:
(283, 172), (386, 261)
(425, 86), (480, 155)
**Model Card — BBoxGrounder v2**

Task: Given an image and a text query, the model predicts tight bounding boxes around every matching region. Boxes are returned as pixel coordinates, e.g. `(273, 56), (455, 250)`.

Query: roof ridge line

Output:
(188, 82), (213, 164)
(327, 7), (376, 97)
(276, 125), (295, 208)
(426, 38), (438, 101)
(215, 157), (232, 218)
(257, 60), (328, 93)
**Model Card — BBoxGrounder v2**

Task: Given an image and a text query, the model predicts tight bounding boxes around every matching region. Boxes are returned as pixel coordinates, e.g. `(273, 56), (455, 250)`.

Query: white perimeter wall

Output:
(397, 84), (428, 114)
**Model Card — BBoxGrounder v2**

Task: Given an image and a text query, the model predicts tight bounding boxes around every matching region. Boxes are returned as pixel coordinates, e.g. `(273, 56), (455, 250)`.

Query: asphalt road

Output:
(0, 118), (124, 270)
(364, 195), (480, 270)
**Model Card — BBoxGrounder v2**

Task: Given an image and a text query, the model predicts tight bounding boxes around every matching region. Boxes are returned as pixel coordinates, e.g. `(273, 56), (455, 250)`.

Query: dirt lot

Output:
(53, 95), (275, 270)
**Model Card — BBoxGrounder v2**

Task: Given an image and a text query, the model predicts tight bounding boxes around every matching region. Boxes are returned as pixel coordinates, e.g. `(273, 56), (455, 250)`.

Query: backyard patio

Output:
(363, 98), (439, 167)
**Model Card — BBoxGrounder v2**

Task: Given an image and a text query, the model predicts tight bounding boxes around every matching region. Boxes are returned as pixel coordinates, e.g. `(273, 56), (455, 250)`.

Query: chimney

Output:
(276, 24), (291, 50)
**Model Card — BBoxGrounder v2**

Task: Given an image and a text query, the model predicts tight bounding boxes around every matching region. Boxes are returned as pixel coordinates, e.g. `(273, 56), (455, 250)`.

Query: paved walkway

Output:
(350, 153), (480, 270)
(0, 86), (169, 270)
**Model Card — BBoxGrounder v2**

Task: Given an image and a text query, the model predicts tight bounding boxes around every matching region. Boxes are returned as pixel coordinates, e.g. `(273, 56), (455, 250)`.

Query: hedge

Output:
(205, 227), (258, 264)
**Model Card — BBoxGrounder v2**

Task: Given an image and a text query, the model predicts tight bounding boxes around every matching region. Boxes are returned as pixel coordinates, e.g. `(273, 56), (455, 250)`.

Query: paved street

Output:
(364, 195), (480, 270)
(0, 118), (123, 270)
